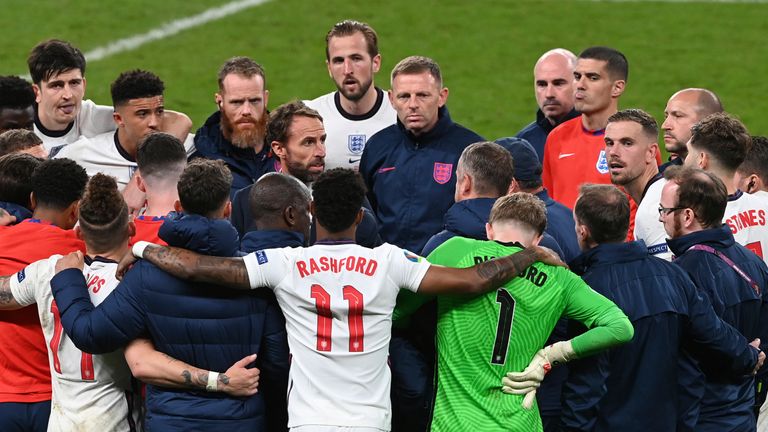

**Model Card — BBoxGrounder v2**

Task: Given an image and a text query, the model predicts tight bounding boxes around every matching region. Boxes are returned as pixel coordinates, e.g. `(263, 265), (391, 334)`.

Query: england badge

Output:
(433, 162), (453, 184)
(348, 134), (366, 154)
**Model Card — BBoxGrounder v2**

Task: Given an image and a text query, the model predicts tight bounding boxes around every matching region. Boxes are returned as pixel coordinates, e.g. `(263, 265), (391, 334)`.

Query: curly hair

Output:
(0, 153), (42, 208)
(78, 174), (129, 253)
(31, 158), (88, 210)
(312, 168), (366, 233)
(111, 69), (165, 107)
(0, 76), (35, 110)
(177, 159), (232, 218)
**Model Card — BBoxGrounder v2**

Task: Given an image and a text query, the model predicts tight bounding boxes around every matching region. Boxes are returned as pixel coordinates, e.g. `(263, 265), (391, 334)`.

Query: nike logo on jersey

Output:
(349, 158), (361, 164)
(558, 153), (576, 159)
(377, 167), (396, 173)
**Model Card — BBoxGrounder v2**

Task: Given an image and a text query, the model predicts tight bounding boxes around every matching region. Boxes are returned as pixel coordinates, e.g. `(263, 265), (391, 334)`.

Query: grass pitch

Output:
(2, 0), (766, 146)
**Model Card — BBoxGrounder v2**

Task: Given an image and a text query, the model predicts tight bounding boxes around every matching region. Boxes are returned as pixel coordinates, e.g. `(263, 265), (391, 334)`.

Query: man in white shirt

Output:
(305, 20), (396, 171)
(685, 113), (768, 264)
(28, 39), (192, 152)
(55, 168), (562, 431)
(604, 109), (671, 260)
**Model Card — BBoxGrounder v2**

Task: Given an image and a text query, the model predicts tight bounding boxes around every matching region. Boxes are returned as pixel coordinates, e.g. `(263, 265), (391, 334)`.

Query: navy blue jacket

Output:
(668, 225), (768, 432)
(50, 215), (290, 432)
(230, 182), (381, 248)
(536, 189), (580, 263)
(195, 111), (278, 198)
(515, 108), (580, 162)
(563, 241), (759, 432)
(359, 106), (484, 252)
(421, 197), (565, 259)
(0, 201), (32, 223)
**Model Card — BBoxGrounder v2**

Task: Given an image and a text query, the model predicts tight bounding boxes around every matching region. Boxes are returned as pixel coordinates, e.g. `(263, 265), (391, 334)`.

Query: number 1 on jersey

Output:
(311, 284), (365, 352)
(491, 289), (516, 365)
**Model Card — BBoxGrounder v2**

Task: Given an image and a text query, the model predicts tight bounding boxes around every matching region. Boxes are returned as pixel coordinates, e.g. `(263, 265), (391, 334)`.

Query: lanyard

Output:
(689, 244), (761, 296)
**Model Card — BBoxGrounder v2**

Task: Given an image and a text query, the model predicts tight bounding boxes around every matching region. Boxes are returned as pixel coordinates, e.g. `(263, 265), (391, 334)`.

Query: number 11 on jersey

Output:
(311, 284), (365, 352)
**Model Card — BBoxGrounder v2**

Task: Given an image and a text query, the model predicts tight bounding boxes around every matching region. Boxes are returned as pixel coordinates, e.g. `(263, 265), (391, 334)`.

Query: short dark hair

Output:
(111, 70), (165, 107)
(664, 166), (726, 229)
(249, 173), (311, 226)
(0, 153), (42, 208)
(312, 168), (366, 233)
(267, 100), (323, 145)
(177, 159), (232, 218)
(78, 174), (129, 253)
(27, 39), (86, 84)
(579, 46), (628, 81)
(458, 142), (514, 197)
(31, 158), (88, 210)
(607, 108), (658, 139)
(391, 56), (443, 87)
(738, 136), (768, 183)
(0, 129), (43, 157)
(0, 76), (35, 110)
(488, 193), (547, 236)
(574, 184), (630, 244)
(689, 112), (751, 172)
(326, 20), (379, 59)
(136, 133), (187, 180)
(217, 57), (266, 92)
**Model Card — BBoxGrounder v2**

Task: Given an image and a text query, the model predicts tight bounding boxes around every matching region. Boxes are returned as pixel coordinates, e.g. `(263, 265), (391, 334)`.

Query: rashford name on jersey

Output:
(297, 255), (378, 278)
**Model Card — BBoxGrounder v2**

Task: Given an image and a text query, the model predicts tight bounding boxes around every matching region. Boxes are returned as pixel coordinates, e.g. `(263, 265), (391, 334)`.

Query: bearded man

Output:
(194, 57), (278, 198)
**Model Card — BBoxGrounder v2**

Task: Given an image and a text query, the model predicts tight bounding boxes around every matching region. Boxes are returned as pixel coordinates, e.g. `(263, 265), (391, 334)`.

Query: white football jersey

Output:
(634, 177), (673, 261)
(54, 131), (196, 190)
(724, 191), (768, 265)
(305, 89), (396, 171)
(35, 100), (116, 151)
(243, 242), (431, 430)
(10, 256), (139, 432)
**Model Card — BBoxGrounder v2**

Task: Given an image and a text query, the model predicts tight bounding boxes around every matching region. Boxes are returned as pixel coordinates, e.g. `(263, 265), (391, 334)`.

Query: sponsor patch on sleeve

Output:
(403, 250), (423, 263)
(256, 250), (268, 265)
(16, 269), (25, 283)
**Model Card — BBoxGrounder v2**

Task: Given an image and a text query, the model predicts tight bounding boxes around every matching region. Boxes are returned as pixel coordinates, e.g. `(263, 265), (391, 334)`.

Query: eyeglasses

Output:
(658, 205), (686, 216)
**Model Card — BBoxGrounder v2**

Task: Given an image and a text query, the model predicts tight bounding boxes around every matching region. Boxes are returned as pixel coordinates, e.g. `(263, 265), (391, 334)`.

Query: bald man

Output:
(660, 88), (723, 171)
(515, 49), (580, 162)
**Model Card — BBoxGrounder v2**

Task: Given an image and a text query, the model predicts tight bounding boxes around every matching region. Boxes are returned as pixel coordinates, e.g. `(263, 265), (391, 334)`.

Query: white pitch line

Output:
(83, 0), (270, 62)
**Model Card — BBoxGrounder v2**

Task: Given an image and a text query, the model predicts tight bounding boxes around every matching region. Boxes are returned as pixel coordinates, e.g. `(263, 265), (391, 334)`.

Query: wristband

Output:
(206, 371), (219, 392)
(132, 241), (152, 259)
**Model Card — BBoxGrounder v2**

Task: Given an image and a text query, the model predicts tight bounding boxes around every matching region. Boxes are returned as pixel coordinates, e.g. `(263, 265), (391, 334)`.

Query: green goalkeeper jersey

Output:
(395, 237), (631, 432)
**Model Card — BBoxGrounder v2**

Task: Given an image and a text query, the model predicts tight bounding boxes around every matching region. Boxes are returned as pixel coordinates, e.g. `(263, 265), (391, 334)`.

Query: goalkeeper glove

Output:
(501, 340), (576, 409)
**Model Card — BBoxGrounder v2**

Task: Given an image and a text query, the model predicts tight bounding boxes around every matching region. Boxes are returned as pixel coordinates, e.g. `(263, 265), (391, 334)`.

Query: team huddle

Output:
(1, 18), (768, 432)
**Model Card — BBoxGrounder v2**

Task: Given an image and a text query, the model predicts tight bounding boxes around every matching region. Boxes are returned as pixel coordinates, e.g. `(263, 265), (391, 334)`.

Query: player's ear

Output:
(127, 220), (136, 238)
(372, 54), (382, 73)
(284, 205), (296, 227)
(74, 225), (84, 240)
(531, 233), (543, 246)
(29, 192), (37, 211)
(135, 172), (146, 193)
(354, 208), (364, 226)
(173, 200), (183, 213)
(485, 222), (494, 240)
(222, 201), (232, 219)
(309, 201), (316, 219)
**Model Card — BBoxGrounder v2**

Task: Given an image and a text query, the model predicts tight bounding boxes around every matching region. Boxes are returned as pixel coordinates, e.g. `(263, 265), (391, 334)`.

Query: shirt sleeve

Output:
(386, 245), (431, 293)
(9, 258), (58, 307)
(560, 271), (634, 358)
(242, 247), (292, 290)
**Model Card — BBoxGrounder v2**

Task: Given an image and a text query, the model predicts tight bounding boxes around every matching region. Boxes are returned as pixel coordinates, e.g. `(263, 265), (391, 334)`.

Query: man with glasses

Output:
(660, 166), (768, 431)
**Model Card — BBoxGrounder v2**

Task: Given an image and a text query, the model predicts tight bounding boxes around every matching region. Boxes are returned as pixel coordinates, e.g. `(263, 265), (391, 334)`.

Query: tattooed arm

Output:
(125, 338), (259, 397)
(117, 244), (251, 289)
(0, 276), (22, 309)
(417, 246), (563, 295)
